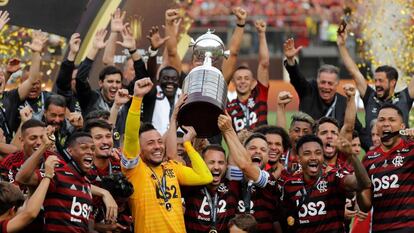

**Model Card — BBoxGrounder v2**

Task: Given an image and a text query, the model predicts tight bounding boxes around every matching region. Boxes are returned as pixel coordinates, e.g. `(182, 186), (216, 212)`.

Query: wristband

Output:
(236, 23), (245, 28)
(129, 49), (137, 55)
(44, 173), (54, 179)
(148, 46), (158, 57)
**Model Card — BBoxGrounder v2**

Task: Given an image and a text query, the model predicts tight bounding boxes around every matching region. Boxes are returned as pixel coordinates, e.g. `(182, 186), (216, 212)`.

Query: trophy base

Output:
(177, 100), (224, 138)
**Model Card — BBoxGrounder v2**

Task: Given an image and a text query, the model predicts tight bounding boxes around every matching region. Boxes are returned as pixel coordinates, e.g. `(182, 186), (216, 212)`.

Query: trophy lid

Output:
(191, 29), (229, 64)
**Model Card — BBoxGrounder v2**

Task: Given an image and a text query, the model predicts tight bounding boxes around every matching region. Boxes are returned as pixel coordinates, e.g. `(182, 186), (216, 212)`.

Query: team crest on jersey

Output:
(217, 183), (229, 193)
(316, 180), (328, 193)
(392, 155), (404, 167)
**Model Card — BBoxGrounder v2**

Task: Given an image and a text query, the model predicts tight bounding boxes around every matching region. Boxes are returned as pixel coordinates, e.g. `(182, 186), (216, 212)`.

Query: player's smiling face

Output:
(298, 141), (324, 179)
(68, 136), (95, 173)
(203, 149), (227, 187)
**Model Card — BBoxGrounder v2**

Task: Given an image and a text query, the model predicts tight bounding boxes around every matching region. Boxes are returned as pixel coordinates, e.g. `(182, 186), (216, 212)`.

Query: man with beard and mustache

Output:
(281, 134), (371, 233)
(42, 94), (83, 149)
(314, 83), (358, 171)
(121, 78), (213, 233)
(84, 119), (133, 233)
(182, 144), (241, 233)
(361, 104), (414, 233)
(253, 125), (291, 178)
(218, 113), (284, 233)
(337, 28), (414, 149)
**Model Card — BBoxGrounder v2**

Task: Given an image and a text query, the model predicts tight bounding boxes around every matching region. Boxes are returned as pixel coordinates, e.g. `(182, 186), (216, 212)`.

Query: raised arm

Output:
(109, 88), (130, 126)
(0, 10), (10, 32)
(218, 112), (260, 181)
(76, 29), (107, 101)
(15, 127), (54, 186)
(175, 126), (213, 185)
(222, 7), (247, 84)
(276, 91), (293, 130)
(164, 9), (182, 73)
(165, 94), (187, 162)
(103, 8), (125, 66)
(255, 20), (270, 87)
(56, 33), (80, 94)
(7, 155), (57, 233)
(18, 30), (48, 101)
(146, 26), (169, 81)
(283, 38), (312, 97)
(337, 137), (372, 211)
(340, 84), (357, 141)
(122, 78), (153, 160)
(337, 27), (367, 97)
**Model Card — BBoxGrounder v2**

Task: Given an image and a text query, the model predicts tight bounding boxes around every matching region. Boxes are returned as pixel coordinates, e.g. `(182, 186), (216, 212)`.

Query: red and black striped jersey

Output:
(226, 82), (268, 132)
(87, 158), (121, 187)
(182, 179), (241, 233)
(362, 139), (414, 233)
(281, 169), (347, 233)
(324, 152), (354, 174)
(237, 174), (283, 233)
(37, 161), (93, 233)
(0, 219), (8, 233)
(0, 150), (55, 188)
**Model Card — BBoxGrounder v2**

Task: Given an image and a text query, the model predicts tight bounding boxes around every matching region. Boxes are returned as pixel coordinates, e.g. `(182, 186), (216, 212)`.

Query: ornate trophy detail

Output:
(177, 30), (230, 138)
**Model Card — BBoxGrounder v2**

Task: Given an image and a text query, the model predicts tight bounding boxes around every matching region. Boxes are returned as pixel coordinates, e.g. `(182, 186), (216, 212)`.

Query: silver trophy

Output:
(177, 30), (230, 138)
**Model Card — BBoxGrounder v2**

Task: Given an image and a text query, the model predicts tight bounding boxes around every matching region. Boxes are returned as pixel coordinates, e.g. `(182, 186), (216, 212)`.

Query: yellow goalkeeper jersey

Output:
(122, 96), (212, 233)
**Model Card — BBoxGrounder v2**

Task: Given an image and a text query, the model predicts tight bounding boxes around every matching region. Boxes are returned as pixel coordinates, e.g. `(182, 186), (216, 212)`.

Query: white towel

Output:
(152, 85), (182, 135)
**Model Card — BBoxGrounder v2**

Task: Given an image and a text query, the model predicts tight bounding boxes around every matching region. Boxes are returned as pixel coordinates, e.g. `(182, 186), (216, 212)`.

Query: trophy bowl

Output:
(177, 64), (227, 138)
(177, 30), (229, 138)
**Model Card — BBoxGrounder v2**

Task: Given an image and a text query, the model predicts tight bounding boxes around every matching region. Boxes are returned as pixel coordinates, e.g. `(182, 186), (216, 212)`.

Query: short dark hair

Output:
(65, 131), (92, 148)
(296, 134), (323, 153)
(314, 117), (339, 134)
(139, 122), (156, 135)
(352, 130), (359, 139)
(378, 103), (404, 120)
(202, 144), (226, 157)
(85, 110), (110, 122)
(83, 119), (113, 133)
(21, 119), (46, 134)
(0, 182), (25, 215)
(159, 66), (179, 77)
(254, 125), (291, 150)
(228, 214), (257, 233)
(243, 133), (267, 147)
(45, 94), (67, 110)
(375, 65), (398, 82)
(99, 66), (123, 81)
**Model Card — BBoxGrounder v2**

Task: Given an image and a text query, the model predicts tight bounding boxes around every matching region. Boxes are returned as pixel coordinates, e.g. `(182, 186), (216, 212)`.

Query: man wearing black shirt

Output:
(283, 38), (366, 150)
(337, 28), (414, 149)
